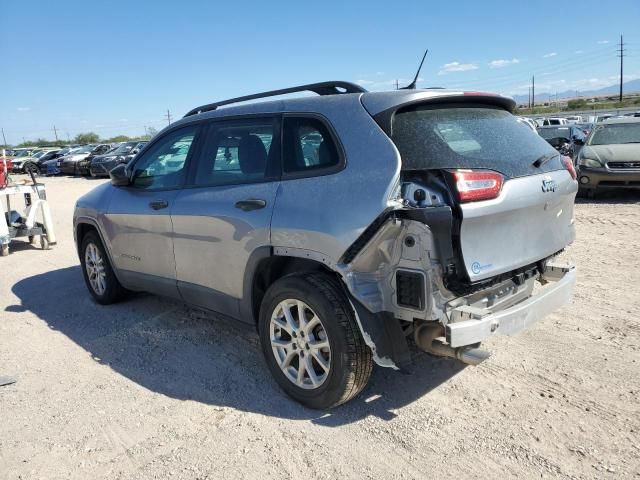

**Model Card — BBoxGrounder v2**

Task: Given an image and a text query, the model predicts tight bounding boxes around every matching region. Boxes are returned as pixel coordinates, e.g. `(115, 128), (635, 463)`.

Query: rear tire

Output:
(80, 231), (126, 304)
(258, 272), (373, 409)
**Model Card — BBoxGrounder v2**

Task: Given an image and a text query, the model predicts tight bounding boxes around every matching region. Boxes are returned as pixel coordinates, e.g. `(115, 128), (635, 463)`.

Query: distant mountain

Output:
(510, 79), (640, 105)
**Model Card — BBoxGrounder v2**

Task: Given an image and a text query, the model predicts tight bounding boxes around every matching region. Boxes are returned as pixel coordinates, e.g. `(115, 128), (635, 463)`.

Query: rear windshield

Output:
(391, 105), (562, 178)
(538, 127), (571, 140)
(589, 123), (640, 145)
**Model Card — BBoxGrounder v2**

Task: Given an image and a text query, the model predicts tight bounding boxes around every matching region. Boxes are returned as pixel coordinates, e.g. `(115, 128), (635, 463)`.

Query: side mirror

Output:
(110, 163), (130, 186)
(573, 137), (585, 145)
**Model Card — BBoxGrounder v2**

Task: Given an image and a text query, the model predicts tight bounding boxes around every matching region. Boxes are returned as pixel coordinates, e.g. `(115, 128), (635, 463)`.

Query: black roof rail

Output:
(183, 81), (367, 117)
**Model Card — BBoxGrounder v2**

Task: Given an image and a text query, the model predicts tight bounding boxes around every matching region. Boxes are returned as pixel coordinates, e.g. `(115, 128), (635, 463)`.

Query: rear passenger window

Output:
(283, 117), (340, 174)
(193, 118), (277, 186)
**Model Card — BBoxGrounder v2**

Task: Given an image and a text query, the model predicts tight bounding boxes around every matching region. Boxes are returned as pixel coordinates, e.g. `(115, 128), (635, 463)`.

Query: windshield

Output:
(111, 142), (139, 155)
(538, 127), (571, 140)
(589, 123), (640, 145)
(15, 150), (32, 157)
(71, 145), (94, 154)
(392, 105), (561, 178)
(32, 150), (48, 159)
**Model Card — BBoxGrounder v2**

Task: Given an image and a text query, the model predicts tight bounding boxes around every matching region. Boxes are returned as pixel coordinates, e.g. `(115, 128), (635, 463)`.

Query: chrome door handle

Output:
(234, 199), (266, 211)
(149, 200), (169, 210)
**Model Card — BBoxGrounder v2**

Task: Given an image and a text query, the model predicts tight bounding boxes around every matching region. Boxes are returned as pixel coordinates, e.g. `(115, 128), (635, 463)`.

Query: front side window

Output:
(283, 117), (340, 174)
(131, 126), (197, 189)
(192, 118), (276, 186)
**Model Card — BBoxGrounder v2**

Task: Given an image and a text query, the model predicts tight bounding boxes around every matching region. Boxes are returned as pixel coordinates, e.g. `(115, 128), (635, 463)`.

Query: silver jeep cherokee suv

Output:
(74, 81), (578, 409)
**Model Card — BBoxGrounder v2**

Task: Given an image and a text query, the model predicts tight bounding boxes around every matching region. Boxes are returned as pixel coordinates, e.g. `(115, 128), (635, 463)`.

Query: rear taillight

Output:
(562, 156), (577, 180)
(450, 170), (504, 203)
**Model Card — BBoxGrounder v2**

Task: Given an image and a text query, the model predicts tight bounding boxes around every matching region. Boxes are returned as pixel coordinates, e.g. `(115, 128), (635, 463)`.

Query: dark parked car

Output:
(12, 149), (63, 175)
(59, 144), (112, 175)
(537, 125), (585, 159)
(89, 141), (146, 177)
(78, 144), (121, 176)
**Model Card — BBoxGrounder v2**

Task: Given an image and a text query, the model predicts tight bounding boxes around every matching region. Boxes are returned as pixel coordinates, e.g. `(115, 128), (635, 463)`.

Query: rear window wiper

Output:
(532, 152), (559, 168)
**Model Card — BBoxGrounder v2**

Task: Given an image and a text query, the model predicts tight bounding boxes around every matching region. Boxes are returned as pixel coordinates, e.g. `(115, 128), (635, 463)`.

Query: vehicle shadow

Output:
(10, 266), (464, 425)
(575, 189), (640, 204)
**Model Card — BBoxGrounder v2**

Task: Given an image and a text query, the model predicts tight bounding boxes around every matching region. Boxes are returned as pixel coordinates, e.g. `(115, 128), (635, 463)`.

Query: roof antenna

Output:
(400, 49), (428, 90)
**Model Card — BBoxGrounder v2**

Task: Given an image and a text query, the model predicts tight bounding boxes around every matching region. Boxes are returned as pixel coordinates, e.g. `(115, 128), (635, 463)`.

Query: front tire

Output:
(258, 273), (373, 409)
(80, 231), (126, 304)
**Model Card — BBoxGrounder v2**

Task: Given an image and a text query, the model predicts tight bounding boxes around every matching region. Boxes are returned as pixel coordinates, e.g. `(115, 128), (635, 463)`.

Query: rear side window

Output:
(392, 105), (562, 178)
(283, 117), (340, 174)
(191, 118), (278, 186)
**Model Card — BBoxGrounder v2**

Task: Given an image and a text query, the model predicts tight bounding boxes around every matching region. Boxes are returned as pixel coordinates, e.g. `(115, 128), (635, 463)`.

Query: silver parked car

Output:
(73, 82), (578, 409)
(576, 118), (640, 197)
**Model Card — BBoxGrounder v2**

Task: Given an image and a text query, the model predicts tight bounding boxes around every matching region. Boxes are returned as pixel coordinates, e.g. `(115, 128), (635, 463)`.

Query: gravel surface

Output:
(1, 176), (639, 479)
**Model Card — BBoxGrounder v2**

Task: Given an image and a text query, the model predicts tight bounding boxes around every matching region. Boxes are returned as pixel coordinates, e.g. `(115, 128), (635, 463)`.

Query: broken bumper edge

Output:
(446, 264), (576, 348)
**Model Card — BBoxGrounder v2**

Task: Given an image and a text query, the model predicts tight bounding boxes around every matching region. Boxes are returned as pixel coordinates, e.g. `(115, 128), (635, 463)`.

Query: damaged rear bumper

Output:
(446, 262), (576, 348)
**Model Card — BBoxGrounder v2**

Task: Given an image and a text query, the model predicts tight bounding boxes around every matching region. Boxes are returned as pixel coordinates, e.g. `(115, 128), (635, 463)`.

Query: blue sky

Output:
(1, 0), (639, 144)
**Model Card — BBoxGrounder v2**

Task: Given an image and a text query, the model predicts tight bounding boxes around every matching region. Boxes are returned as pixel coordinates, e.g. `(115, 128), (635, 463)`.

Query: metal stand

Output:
(1, 182), (56, 256)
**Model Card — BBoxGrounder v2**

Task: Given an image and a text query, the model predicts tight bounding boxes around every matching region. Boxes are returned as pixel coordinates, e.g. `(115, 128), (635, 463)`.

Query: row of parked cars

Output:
(5, 141), (147, 177)
(531, 117), (640, 197)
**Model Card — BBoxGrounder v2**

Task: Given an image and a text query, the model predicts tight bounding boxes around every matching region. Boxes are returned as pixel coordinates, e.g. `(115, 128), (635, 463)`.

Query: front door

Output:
(171, 117), (280, 317)
(103, 125), (200, 298)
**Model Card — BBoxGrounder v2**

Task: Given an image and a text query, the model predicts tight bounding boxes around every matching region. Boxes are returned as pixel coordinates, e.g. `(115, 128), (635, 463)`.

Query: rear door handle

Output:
(234, 199), (266, 211)
(149, 200), (169, 210)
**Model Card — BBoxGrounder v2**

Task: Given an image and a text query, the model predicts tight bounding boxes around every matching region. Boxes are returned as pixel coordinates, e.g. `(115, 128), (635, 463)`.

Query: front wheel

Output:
(24, 163), (40, 175)
(80, 231), (126, 304)
(258, 273), (373, 409)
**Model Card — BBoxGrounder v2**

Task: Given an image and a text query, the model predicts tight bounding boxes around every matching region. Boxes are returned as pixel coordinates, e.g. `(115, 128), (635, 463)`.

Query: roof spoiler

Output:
(184, 81), (368, 118)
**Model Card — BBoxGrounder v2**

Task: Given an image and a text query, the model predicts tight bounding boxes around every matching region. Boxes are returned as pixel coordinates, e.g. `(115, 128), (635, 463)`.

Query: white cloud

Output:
(488, 58), (520, 68)
(575, 50), (584, 54)
(543, 52), (557, 58)
(438, 62), (479, 75)
(597, 40), (609, 44)
(16, 107), (30, 112)
(356, 79), (374, 86)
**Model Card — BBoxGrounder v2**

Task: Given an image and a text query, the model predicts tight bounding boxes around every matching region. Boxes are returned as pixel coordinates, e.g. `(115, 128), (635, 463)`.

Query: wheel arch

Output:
(240, 248), (339, 326)
(74, 218), (124, 284)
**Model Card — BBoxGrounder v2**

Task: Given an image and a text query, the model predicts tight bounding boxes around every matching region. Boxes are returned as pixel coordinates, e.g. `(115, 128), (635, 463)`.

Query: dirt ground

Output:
(0, 176), (638, 479)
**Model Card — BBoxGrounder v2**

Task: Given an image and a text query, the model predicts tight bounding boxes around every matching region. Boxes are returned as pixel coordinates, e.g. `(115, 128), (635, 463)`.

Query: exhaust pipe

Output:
(414, 322), (490, 366)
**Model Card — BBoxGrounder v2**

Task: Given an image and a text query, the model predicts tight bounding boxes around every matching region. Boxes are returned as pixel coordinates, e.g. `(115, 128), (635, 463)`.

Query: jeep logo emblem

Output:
(541, 177), (557, 193)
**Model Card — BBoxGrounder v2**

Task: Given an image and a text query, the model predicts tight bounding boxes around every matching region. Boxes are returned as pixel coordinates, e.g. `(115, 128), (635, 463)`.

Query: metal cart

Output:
(1, 181), (57, 256)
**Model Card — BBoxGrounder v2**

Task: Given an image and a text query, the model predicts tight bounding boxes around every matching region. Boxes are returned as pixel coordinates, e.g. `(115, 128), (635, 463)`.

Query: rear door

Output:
(391, 104), (578, 282)
(103, 125), (200, 297)
(171, 116), (280, 317)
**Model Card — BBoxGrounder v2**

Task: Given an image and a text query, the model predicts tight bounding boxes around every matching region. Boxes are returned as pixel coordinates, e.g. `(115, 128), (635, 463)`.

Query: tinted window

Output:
(283, 117), (339, 174)
(131, 126), (197, 189)
(192, 118), (276, 186)
(392, 105), (562, 178)
(539, 127), (571, 140)
(589, 123), (640, 145)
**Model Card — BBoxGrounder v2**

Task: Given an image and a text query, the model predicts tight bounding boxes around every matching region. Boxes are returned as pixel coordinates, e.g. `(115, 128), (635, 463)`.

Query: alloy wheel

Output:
(269, 299), (331, 389)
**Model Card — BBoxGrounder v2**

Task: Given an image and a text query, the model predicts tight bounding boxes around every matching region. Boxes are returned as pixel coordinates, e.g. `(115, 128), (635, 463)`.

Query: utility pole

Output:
(528, 87), (531, 109)
(617, 34), (625, 102)
(52, 125), (59, 142)
(395, 79), (399, 90)
(66, 132), (70, 142)
(1, 127), (7, 146)
(166, 109), (172, 125)
(531, 75), (535, 110)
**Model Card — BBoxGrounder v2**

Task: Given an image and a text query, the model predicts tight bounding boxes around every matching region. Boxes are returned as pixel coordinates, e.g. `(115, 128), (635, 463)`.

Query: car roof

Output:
(172, 88), (515, 131)
(597, 117), (640, 124)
